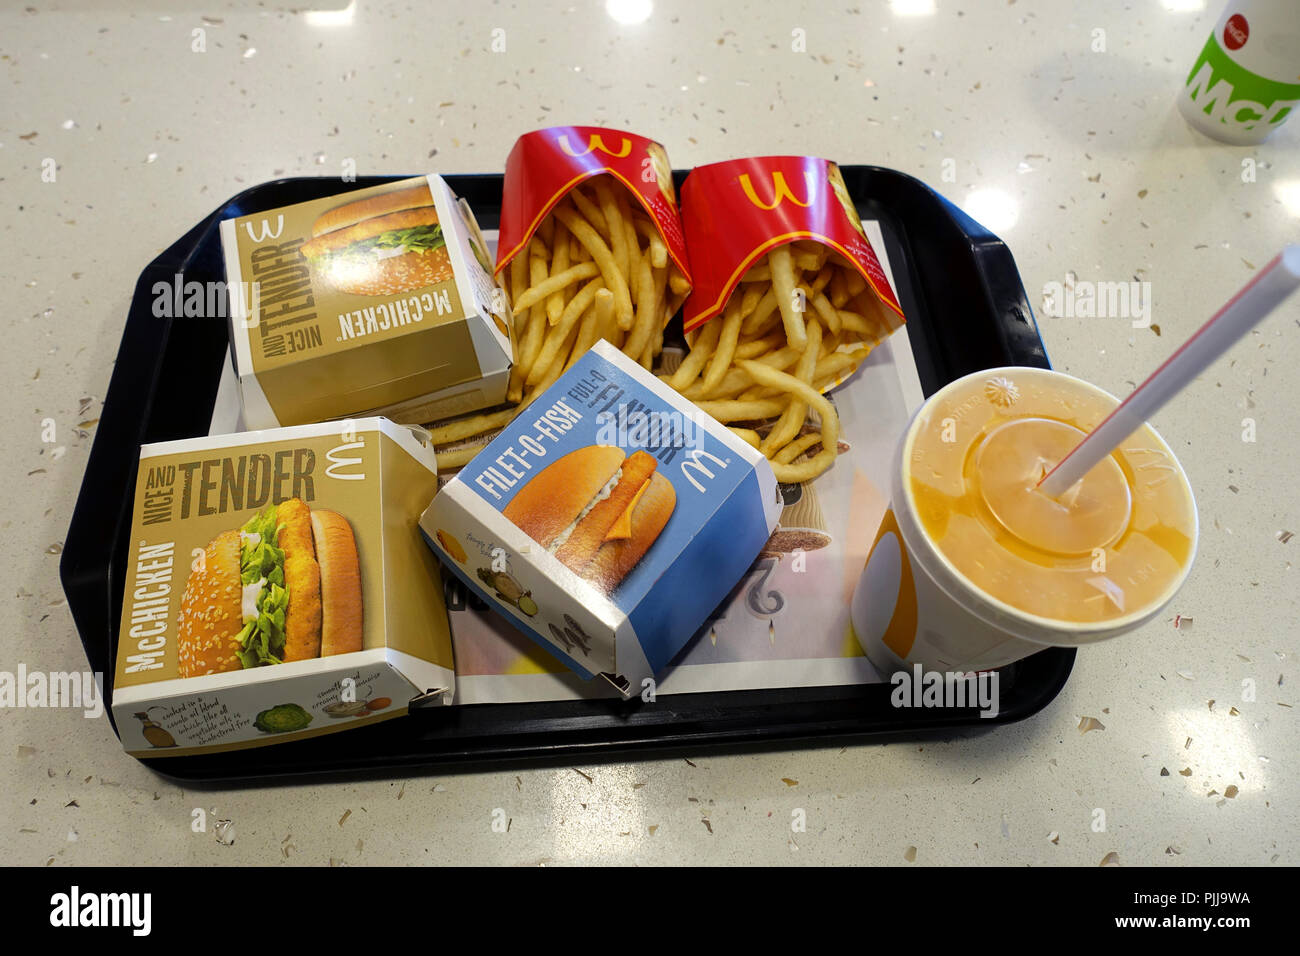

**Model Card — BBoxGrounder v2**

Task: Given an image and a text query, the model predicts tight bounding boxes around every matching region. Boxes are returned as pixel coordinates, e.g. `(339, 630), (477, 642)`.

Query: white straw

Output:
(1039, 246), (1300, 498)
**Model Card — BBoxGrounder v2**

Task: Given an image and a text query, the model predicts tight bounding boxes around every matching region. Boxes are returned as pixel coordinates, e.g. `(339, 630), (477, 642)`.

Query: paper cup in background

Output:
(1177, 0), (1300, 146)
(850, 367), (1199, 674)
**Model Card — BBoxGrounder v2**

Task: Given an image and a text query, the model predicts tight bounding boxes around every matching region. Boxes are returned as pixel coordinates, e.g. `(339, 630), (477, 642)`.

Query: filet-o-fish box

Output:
(420, 341), (783, 695)
(220, 174), (513, 430)
(112, 418), (455, 757)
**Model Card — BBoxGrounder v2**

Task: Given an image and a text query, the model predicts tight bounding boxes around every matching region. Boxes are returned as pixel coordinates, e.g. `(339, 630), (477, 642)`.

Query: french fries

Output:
(429, 174), (689, 468)
(665, 244), (888, 482)
(769, 245), (806, 351)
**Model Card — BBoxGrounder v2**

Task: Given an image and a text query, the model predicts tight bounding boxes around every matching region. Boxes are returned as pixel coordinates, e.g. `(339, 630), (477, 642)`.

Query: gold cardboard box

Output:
(220, 175), (513, 429)
(112, 418), (454, 757)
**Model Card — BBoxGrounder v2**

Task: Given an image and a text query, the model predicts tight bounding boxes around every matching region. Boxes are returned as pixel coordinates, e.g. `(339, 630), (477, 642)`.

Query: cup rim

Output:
(899, 365), (1200, 644)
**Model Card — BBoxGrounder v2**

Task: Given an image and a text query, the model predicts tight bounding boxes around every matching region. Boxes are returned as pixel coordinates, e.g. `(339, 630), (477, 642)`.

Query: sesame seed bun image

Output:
(501, 446), (676, 593)
(298, 183), (452, 297)
(175, 498), (363, 677)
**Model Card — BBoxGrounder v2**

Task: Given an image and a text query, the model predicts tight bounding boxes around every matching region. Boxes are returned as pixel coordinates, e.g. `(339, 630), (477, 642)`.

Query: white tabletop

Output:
(3, 0), (1295, 866)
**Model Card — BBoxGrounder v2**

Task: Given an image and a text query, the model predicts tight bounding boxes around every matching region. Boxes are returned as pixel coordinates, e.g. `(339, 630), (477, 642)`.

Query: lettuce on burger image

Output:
(175, 498), (363, 677)
(234, 505), (289, 667)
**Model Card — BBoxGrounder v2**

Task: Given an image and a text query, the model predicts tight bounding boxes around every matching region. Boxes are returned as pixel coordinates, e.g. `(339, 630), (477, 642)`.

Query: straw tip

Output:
(1283, 245), (1300, 278)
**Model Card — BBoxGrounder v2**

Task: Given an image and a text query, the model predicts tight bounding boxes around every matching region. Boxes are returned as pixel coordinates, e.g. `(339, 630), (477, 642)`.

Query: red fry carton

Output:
(496, 126), (692, 304)
(679, 156), (905, 335)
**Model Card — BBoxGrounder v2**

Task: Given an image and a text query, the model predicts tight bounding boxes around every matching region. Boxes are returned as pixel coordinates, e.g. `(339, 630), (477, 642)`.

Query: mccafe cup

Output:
(851, 367), (1198, 674)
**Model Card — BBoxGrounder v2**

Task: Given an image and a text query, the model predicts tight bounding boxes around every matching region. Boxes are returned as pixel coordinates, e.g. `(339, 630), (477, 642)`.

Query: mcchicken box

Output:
(112, 418), (455, 758)
(679, 156), (904, 345)
(420, 341), (782, 695)
(220, 175), (512, 430)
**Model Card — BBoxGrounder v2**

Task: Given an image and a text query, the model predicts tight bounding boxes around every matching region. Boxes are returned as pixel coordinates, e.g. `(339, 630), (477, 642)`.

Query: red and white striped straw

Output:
(1039, 246), (1300, 498)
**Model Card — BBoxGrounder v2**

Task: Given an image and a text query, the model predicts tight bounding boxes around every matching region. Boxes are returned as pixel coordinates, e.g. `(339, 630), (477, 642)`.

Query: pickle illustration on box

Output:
(500, 446), (677, 595)
(298, 183), (452, 297)
(474, 566), (538, 617)
(177, 497), (362, 676)
(253, 703), (313, 734)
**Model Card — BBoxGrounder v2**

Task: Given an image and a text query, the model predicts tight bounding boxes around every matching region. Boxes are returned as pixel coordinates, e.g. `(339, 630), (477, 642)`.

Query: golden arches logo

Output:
(557, 133), (632, 158)
(738, 171), (817, 210)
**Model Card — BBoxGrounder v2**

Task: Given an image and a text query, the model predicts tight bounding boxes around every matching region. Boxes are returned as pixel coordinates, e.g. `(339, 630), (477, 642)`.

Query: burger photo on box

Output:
(499, 445), (676, 596)
(298, 182), (452, 297)
(176, 497), (363, 677)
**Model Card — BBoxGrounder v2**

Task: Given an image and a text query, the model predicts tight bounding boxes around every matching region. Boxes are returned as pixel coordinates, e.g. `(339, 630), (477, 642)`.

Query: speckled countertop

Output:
(3, 1), (1295, 866)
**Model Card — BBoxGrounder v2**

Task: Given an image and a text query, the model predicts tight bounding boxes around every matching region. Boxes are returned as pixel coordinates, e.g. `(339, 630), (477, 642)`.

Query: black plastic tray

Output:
(61, 167), (1071, 783)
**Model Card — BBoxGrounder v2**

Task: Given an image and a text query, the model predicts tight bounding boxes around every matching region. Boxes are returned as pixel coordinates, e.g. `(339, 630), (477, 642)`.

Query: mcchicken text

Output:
(123, 540), (175, 673)
(337, 289), (455, 341)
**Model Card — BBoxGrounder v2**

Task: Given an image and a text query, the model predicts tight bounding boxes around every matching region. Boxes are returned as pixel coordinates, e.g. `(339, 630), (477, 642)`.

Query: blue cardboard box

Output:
(420, 341), (782, 695)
